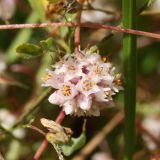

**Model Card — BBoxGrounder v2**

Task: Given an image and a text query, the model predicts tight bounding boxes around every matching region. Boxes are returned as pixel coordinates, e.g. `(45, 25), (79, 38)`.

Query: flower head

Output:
(42, 48), (123, 116)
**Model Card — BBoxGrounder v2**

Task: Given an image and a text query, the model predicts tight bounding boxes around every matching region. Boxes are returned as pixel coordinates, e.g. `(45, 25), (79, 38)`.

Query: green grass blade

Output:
(122, 0), (137, 160)
(6, 11), (38, 63)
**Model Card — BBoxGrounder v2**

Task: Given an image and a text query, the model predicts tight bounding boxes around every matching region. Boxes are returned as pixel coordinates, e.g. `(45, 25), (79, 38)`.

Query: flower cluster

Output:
(42, 48), (123, 116)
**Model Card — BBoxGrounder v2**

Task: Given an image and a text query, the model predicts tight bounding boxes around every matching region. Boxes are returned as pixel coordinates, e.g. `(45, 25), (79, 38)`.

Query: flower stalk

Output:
(74, 0), (85, 51)
(123, 0), (137, 160)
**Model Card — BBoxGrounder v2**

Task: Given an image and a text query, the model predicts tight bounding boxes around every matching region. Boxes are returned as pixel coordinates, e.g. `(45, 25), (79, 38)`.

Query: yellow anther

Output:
(115, 73), (121, 79)
(102, 55), (110, 62)
(102, 57), (107, 62)
(61, 85), (71, 96)
(83, 79), (92, 91)
(94, 65), (103, 75)
(43, 74), (52, 81)
(115, 79), (122, 86)
(105, 91), (110, 97)
(68, 65), (76, 71)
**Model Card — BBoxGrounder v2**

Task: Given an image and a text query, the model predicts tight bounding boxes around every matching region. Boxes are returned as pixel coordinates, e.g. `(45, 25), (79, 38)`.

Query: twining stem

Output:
(122, 0), (137, 160)
(33, 110), (66, 160)
(0, 22), (160, 39)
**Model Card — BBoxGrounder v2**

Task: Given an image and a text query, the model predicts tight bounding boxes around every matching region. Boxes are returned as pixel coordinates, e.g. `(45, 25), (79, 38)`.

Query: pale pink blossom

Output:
(77, 94), (92, 110)
(42, 48), (123, 116)
(42, 70), (64, 89)
(76, 75), (100, 97)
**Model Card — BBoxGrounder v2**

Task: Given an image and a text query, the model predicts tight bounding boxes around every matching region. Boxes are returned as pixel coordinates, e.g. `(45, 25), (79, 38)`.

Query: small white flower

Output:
(142, 116), (160, 150)
(48, 91), (65, 105)
(77, 94), (92, 110)
(94, 87), (114, 102)
(0, 109), (25, 138)
(63, 99), (76, 115)
(42, 70), (64, 89)
(57, 57), (84, 82)
(90, 62), (112, 79)
(42, 48), (123, 116)
(48, 82), (78, 105)
(76, 75), (100, 97)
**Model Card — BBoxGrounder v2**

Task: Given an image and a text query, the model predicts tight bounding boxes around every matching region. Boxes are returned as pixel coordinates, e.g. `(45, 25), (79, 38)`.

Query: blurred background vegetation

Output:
(0, 0), (160, 160)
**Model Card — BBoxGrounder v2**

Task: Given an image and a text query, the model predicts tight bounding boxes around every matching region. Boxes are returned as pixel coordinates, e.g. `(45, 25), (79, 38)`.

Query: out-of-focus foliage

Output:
(16, 37), (55, 59)
(0, 0), (160, 160)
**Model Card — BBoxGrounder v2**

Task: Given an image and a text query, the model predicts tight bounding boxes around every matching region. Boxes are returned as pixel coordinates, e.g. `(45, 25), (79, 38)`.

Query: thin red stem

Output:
(74, 0), (85, 51)
(33, 110), (66, 160)
(0, 22), (160, 39)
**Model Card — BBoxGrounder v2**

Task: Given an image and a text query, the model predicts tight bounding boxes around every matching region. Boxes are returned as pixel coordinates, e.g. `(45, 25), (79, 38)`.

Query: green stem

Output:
(122, 0), (137, 160)
(5, 140), (22, 160)
(0, 125), (21, 142)
(12, 87), (52, 128)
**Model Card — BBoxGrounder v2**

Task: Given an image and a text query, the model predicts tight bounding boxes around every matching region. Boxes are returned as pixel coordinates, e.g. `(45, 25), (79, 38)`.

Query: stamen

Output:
(102, 56), (109, 62)
(43, 74), (52, 81)
(115, 79), (122, 86)
(94, 65), (103, 75)
(102, 57), (107, 62)
(114, 74), (122, 85)
(105, 91), (110, 97)
(68, 65), (76, 71)
(61, 85), (71, 96)
(83, 79), (92, 91)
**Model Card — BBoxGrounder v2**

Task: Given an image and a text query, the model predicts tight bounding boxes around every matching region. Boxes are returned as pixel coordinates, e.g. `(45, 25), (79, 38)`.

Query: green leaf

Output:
(60, 119), (87, 156)
(148, 0), (156, 6)
(137, 0), (155, 13)
(59, 13), (77, 38)
(65, 13), (77, 21)
(61, 133), (86, 156)
(47, 0), (59, 3)
(28, 0), (47, 21)
(60, 27), (69, 38)
(16, 43), (42, 59)
(40, 37), (55, 51)
(89, 45), (99, 53)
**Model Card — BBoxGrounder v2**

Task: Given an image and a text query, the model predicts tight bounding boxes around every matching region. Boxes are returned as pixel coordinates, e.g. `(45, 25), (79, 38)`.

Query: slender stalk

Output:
(0, 125), (21, 142)
(13, 88), (52, 128)
(122, 0), (137, 160)
(33, 110), (66, 160)
(0, 22), (160, 39)
(74, 0), (85, 51)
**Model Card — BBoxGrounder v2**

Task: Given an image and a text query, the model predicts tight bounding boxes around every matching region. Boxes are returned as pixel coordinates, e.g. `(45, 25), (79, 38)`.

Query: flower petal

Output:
(63, 100), (76, 115)
(48, 91), (64, 104)
(78, 94), (92, 110)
